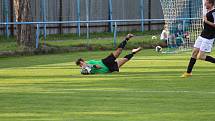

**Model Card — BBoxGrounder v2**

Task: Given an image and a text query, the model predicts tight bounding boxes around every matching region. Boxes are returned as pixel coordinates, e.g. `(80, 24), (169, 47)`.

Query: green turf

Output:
(0, 36), (17, 51)
(44, 31), (160, 48)
(0, 31), (160, 52)
(0, 50), (215, 121)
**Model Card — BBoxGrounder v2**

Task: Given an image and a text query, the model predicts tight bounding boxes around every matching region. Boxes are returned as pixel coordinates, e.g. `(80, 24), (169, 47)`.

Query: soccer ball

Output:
(155, 46), (162, 52)
(80, 65), (92, 75)
(152, 36), (157, 40)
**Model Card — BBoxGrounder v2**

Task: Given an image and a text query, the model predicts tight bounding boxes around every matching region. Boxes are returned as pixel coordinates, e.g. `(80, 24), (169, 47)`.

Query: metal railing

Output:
(0, 18), (202, 48)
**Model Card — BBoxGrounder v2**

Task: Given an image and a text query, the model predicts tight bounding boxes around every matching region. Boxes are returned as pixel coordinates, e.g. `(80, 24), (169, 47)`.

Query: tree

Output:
(14, 0), (36, 51)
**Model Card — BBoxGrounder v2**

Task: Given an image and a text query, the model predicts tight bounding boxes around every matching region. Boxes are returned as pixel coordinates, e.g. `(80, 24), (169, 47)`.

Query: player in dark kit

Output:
(76, 34), (142, 75)
(181, 0), (215, 77)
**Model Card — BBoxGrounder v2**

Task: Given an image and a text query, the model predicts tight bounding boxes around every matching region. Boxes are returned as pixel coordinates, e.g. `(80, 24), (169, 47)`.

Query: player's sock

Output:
(124, 53), (134, 60)
(124, 47), (142, 60)
(118, 39), (128, 49)
(205, 56), (215, 63)
(131, 51), (139, 55)
(187, 57), (196, 73)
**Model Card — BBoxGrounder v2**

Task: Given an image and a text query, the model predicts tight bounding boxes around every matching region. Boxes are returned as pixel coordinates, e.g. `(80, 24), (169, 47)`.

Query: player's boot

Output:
(181, 72), (192, 78)
(132, 47), (142, 54)
(118, 34), (134, 49)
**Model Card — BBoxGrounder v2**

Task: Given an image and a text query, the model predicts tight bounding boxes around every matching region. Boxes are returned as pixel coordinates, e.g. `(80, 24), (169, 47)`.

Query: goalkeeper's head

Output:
(76, 58), (86, 68)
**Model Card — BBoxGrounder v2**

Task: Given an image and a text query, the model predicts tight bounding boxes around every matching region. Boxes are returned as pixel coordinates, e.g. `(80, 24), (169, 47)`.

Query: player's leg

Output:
(198, 51), (207, 60)
(182, 36), (214, 77)
(181, 36), (203, 77)
(117, 47), (142, 68)
(112, 34), (134, 58)
(198, 38), (215, 63)
(198, 51), (215, 63)
(186, 48), (199, 73)
(181, 48), (199, 77)
(205, 54), (215, 63)
(101, 34), (134, 73)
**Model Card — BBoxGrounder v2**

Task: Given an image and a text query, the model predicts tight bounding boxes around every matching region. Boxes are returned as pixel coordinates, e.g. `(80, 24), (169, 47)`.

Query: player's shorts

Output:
(194, 36), (214, 53)
(102, 53), (119, 72)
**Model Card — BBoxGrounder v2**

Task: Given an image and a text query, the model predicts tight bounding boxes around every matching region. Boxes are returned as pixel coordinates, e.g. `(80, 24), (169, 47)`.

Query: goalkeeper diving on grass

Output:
(76, 34), (142, 75)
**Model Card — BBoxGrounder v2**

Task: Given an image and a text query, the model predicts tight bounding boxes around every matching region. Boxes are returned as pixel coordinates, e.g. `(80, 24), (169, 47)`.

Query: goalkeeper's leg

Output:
(117, 47), (142, 68)
(112, 34), (134, 58)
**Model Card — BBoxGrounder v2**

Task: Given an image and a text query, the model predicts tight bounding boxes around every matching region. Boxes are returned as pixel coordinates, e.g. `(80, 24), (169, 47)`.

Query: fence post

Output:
(85, 0), (89, 39)
(59, 0), (63, 34)
(108, 0), (113, 32)
(36, 24), (40, 49)
(113, 22), (117, 48)
(148, 0), (151, 31)
(10, 0), (14, 36)
(43, 0), (47, 41)
(3, 0), (9, 37)
(140, 0), (144, 32)
(76, 0), (81, 37)
(6, 11), (9, 38)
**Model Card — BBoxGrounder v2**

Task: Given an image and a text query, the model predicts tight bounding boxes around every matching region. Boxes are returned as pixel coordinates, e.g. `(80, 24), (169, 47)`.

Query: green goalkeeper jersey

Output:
(87, 60), (110, 74)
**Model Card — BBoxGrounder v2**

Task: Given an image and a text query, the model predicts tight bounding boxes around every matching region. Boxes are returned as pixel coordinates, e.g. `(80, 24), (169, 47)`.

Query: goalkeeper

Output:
(76, 34), (142, 75)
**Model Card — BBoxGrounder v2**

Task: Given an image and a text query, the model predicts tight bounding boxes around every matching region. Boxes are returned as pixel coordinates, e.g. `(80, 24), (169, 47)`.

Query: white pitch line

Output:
(2, 88), (213, 94)
(62, 89), (215, 94)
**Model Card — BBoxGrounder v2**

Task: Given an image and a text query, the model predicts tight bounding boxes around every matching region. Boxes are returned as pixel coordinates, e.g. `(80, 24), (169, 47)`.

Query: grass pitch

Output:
(0, 50), (215, 121)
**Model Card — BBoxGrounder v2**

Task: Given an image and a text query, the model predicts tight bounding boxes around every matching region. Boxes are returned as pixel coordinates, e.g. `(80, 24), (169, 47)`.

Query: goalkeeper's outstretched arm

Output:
(93, 65), (102, 69)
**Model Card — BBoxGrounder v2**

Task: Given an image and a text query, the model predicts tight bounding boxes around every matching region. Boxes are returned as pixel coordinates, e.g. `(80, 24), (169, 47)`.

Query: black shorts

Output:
(102, 53), (119, 72)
